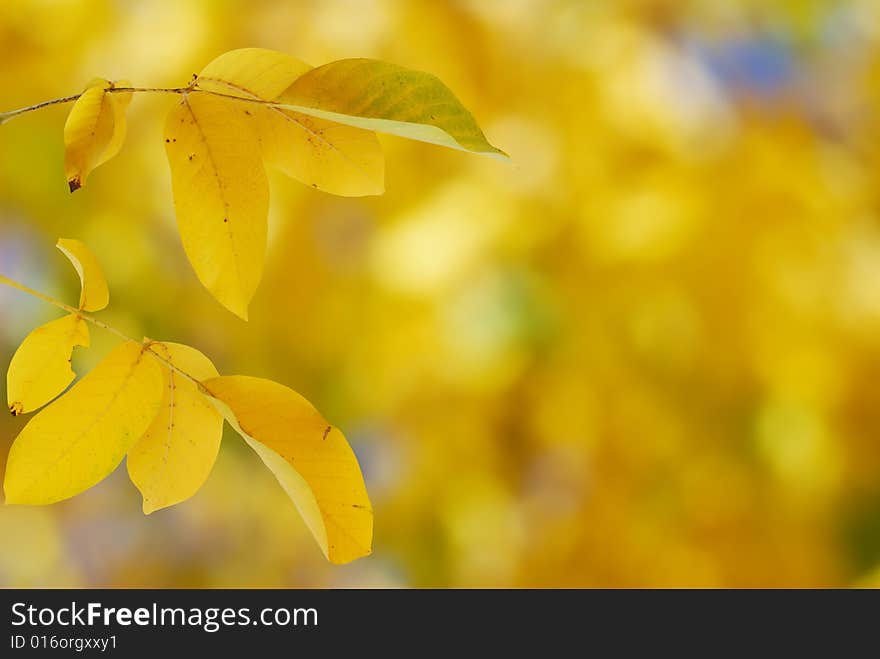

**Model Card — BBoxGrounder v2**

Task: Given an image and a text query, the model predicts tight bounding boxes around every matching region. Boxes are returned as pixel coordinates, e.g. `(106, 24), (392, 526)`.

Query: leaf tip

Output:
(68, 177), (82, 193)
(329, 545), (373, 565)
(485, 146), (510, 163)
(213, 292), (251, 321)
(230, 305), (250, 322)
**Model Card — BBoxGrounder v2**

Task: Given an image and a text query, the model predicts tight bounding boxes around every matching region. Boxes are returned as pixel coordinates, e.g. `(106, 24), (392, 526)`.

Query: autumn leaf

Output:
(63, 78), (132, 192)
(197, 47), (312, 100)
(196, 48), (385, 197)
(6, 314), (88, 416)
(127, 342), (223, 514)
(6, 238), (109, 415)
(56, 237), (110, 311)
(276, 58), (508, 160)
(164, 92), (269, 320)
(165, 49), (387, 318)
(203, 375), (373, 564)
(4, 341), (164, 505)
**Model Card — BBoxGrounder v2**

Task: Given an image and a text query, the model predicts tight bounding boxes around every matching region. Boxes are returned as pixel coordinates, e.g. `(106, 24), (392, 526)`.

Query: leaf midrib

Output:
(180, 95), (246, 303)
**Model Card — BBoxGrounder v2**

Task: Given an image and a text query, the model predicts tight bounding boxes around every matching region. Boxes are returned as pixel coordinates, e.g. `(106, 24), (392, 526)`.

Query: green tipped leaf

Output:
(276, 58), (508, 161)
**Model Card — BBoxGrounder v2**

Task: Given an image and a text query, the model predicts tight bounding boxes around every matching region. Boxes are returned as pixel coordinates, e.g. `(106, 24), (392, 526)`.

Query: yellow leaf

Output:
(277, 58), (508, 160)
(198, 47), (312, 100)
(63, 78), (132, 192)
(164, 92), (268, 320)
(255, 106), (384, 197)
(196, 48), (384, 197)
(127, 342), (223, 514)
(6, 314), (89, 416)
(56, 238), (110, 312)
(4, 341), (164, 505)
(203, 375), (372, 564)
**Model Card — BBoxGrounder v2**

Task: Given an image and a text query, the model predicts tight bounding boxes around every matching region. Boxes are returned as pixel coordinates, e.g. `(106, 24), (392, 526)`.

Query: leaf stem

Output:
(0, 274), (207, 392)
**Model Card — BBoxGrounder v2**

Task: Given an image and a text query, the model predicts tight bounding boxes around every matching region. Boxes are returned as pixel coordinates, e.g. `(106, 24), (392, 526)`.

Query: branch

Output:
(0, 85), (293, 125)
(0, 94), (83, 125)
(0, 274), (207, 392)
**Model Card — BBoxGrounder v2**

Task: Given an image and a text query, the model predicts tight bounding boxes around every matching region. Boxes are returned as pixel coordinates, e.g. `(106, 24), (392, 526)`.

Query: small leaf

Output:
(196, 48), (384, 197)
(127, 342), (223, 514)
(6, 314), (89, 416)
(203, 375), (372, 564)
(164, 92), (269, 320)
(63, 78), (132, 191)
(4, 341), (164, 505)
(56, 238), (110, 312)
(277, 58), (508, 160)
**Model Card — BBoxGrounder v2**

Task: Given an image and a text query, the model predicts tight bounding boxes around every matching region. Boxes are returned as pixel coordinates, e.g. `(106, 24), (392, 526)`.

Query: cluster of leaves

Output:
(3, 240), (372, 564)
(0, 48), (507, 565)
(60, 48), (507, 318)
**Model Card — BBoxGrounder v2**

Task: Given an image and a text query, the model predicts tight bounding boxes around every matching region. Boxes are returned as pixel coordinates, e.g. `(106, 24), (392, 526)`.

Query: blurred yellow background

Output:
(2, 0), (880, 587)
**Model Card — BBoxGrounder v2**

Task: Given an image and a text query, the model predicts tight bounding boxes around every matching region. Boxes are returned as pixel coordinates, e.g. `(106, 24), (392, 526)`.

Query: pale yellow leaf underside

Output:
(127, 342), (223, 514)
(203, 375), (373, 564)
(277, 58), (508, 160)
(63, 78), (132, 191)
(4, 341), (164, 505)
(56, 238), (110, 312)
(164, 92), (269, 320)
(196, 48), (384, 197)
(6, 314), (89, 416)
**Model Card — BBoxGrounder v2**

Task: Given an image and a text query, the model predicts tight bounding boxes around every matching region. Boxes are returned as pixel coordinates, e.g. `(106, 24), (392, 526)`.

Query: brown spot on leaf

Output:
(68, 177), (82, 193)
(323, 425), (331, 440)
(223, 217), (228, 223)
(9, 401), (23, 416)
(165, 138), (170, 143)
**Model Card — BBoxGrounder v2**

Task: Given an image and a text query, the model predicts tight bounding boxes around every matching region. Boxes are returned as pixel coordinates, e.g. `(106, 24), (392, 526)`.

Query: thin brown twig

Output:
(0, 84), (293, 125)
(0, 273), (209, 393)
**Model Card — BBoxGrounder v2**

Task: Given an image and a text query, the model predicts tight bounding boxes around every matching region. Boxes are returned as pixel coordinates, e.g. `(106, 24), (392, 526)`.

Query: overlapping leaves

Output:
(3, 240), (372, 564)
(59, 48), (506, 318)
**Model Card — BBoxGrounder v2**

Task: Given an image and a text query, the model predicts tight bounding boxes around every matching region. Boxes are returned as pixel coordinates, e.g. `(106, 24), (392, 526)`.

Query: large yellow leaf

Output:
(276, 58), (508, 160)
(4, 341), (164, 505)
(164, 92), (269, 320)
(56, 238), (110, 312)
(203, 375), (372, 564)
(6, 314), (89, 416)
(63, 78), (132, 192)
(197, 47), (312, 100)
(196, 48), (384, 196)
(127, 342), (223, 514)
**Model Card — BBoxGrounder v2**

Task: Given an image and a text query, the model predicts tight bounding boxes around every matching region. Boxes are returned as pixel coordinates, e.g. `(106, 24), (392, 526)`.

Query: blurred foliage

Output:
(2, 0), (880, 586)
